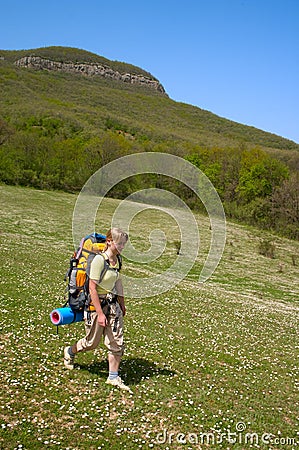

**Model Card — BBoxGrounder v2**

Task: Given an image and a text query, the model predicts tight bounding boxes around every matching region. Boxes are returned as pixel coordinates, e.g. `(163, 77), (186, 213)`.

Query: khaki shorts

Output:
(76, 303), (124, 356)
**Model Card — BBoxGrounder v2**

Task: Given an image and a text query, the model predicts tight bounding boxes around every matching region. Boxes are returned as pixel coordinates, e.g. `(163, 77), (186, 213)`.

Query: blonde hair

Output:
(104, 227), (128, 250)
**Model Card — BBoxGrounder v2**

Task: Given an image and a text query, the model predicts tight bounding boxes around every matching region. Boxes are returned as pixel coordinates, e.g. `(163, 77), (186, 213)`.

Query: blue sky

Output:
(1, 0), (299, 143)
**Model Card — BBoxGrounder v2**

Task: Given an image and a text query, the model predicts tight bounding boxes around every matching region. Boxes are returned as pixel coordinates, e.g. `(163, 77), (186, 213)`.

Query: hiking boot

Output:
(106, 376), (133, 394)
(63, 346), (75, 370)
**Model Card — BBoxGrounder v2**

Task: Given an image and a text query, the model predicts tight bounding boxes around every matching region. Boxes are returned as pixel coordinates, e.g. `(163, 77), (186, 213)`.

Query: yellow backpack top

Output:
(76, 236), (106, 288)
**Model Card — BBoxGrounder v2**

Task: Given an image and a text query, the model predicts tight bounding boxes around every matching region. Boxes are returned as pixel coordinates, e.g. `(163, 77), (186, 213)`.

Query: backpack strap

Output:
(98, 253), (110, 284)
(75, 237), (85, 260)
(96, 252), (122, 284)
(116, 254), (122, 271)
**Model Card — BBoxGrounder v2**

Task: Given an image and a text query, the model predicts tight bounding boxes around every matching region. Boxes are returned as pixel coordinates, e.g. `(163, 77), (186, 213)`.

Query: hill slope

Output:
(1, 46), (298, 153)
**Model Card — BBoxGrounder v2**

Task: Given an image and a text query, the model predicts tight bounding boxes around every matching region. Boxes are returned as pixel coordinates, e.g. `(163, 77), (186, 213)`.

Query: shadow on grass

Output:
(78, 357), (176, 385)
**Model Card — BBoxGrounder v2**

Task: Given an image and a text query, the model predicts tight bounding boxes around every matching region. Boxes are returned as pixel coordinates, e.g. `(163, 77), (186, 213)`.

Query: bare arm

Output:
(89, 279), (107, 326)
(115, 279), (126, 317)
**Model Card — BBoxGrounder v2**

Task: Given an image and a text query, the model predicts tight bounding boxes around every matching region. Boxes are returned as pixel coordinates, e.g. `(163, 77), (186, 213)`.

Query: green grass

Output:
(0, 185), (298, 449)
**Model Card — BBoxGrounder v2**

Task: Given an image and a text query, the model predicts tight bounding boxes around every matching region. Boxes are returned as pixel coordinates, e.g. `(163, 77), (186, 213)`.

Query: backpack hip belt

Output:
(87, 293), (118, 311)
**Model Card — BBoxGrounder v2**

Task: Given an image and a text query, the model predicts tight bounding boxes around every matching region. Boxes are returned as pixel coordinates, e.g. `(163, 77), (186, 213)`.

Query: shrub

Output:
(258, 238), (276, 258)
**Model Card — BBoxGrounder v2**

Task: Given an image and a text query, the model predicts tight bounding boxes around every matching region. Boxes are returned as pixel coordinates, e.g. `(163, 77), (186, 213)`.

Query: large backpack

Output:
(64, 232), (122, 313)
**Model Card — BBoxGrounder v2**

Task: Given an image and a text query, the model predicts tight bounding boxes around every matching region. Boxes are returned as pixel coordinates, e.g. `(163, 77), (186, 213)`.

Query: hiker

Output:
(63, 227), (132, 393)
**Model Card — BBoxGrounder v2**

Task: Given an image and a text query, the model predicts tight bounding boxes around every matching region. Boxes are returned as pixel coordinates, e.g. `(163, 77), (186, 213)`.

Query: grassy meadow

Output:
(0, 184), (298, 449)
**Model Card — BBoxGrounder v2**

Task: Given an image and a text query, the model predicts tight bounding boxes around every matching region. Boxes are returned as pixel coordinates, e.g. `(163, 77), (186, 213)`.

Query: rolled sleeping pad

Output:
(50, 307), (84, 326)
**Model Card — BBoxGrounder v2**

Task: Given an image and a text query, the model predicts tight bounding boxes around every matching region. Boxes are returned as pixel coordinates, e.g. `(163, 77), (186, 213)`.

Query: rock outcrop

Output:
(15, 56), (166, 94)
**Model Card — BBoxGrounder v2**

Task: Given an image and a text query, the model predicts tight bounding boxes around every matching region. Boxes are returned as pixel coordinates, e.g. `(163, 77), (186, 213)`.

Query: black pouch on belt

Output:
(100, 299), (110, 318)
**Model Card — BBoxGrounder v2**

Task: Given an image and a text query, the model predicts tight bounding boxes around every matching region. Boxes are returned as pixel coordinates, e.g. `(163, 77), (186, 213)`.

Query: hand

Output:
(97, 312), (107, 327)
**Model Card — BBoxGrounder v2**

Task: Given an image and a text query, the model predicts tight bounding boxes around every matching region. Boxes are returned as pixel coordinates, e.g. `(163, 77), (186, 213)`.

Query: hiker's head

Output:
(106, 228), (128, 254)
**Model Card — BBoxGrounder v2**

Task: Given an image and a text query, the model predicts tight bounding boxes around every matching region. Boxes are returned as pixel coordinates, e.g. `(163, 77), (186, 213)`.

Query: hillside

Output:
(0, 46), (298, 239)
(1, 46), (298, 153)
(0, 184), (298, 449)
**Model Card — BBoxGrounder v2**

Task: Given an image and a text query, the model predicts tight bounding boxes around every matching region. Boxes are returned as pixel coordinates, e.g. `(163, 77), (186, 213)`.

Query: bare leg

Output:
(71, 343), (78, 354)
(108, 353), (121, 372)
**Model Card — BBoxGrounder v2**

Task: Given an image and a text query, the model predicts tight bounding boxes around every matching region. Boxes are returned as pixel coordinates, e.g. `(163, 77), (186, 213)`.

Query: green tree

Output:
(237, 148), (289, 203)
(0, 117), (14, 145)
(270, 172), (299, 239)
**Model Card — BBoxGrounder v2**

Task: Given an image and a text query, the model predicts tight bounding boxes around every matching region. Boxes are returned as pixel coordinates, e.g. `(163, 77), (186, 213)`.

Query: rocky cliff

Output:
(15, 56), (166, 94)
